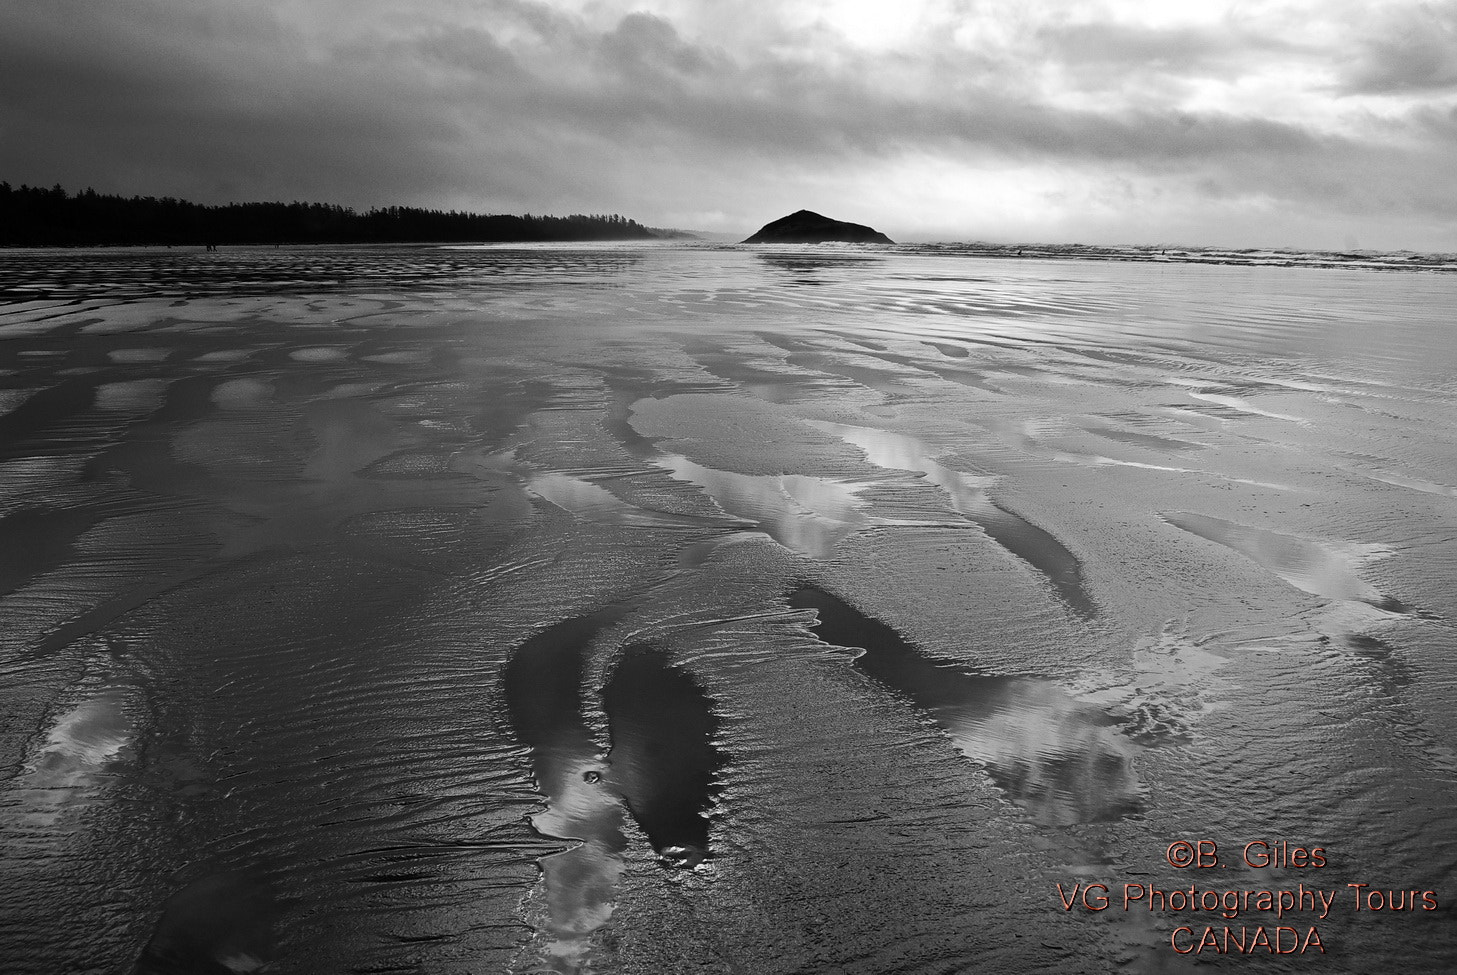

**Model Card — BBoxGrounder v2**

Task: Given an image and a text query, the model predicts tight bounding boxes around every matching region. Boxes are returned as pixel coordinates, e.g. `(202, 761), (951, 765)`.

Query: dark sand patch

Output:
(1084, 426), (1202, 453)
(0, 506), (109, 597)
(603, 643), (720, 866)
(134, 871), (277, 975)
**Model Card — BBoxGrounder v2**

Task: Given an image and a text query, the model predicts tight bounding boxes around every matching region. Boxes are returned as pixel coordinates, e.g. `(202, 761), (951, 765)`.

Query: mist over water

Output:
(1, 243), (1455, 973)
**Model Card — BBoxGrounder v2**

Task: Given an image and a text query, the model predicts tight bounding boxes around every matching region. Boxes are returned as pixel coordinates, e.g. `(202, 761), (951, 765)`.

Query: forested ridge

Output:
(0, 182), (678, 246)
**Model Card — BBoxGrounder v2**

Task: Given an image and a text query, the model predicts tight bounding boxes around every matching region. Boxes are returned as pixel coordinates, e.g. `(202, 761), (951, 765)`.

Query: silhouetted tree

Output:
(0, 183), (671, 246)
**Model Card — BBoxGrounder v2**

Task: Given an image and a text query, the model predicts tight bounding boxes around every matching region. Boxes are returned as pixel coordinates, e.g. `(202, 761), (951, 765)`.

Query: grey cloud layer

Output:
(3, 0), (1454, 244)
(1341, 2), (1457, 95)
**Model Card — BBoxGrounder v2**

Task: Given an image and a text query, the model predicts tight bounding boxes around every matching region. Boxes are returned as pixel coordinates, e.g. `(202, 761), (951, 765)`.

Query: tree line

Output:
(0, 182), (677, 246)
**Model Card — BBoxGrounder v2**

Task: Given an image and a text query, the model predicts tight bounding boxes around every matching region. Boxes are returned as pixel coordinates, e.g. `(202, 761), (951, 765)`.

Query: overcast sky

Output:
(4, 0), (1456, 249)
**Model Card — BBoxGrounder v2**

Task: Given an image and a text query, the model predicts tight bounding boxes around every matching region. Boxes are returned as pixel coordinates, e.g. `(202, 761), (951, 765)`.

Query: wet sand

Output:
(1, 244), (1455, 973)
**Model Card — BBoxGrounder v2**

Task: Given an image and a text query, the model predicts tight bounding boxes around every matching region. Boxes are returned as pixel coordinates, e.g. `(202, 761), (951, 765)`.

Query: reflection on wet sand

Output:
(503, 606), (633, 972)
(1164, 511), (1411, 613)
(27, 688), (134, 788)
(657, 454), (871, 560)
(754, 252), (885, 288)
(527, 473), (662, 527)
(5, 245), (1456, 972)
(812, 422), (1096, 617)
(790, 586), (1141, 825)
(503, 610), (724, 969)
(525, 470), (730, 533)
(12, 681), (136, 834)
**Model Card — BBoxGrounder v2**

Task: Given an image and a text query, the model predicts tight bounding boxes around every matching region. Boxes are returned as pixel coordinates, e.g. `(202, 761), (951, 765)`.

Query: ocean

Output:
(1, 241), (1454, 973)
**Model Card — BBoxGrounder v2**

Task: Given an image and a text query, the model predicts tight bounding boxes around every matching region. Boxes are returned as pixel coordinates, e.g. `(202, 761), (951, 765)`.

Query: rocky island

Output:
(743, 209), (894, 244)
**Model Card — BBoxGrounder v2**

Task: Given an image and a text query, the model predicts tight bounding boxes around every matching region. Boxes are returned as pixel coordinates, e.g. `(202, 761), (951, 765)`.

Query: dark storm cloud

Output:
(3, 2), (434, 199)
(2, 0), (1455, 246)
(0, 0), (572, 205)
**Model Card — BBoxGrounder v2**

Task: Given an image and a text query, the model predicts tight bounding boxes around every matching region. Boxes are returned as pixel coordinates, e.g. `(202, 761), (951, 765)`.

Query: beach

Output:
(1, 242), (1454, 973)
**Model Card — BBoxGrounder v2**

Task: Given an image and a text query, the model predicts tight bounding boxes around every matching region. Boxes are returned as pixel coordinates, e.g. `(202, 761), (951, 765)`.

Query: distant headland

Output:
(0, 182), (690, 247)
(743, 210), (893, 244)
